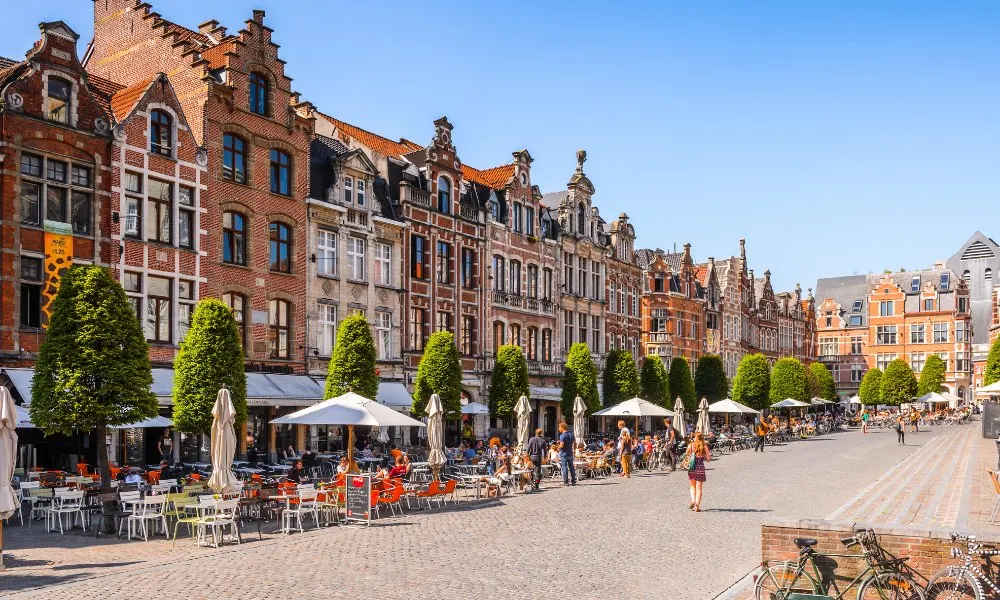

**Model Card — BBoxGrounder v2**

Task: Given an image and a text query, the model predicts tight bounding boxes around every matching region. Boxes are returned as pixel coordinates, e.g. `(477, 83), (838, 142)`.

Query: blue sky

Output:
(3, 1), (998, 293)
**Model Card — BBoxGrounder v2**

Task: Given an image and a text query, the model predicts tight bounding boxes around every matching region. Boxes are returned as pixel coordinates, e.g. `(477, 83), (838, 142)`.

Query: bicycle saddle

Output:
(794, 538), (818, 548)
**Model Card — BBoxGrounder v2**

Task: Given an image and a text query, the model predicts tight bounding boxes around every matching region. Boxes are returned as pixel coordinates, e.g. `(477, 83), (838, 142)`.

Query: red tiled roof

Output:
(110, 76), (157, 122)
(0, 61), (25, 87)
(85, 72), (126, 118)
(461, 163), (515, 190)
(316, 112), (422, 158)
(200, 40), (235, 69)
(694, 266), (708, 285)
(0, 57), (19, 70)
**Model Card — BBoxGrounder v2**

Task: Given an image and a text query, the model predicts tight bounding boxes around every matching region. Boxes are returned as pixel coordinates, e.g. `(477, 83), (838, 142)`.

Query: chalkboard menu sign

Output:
(345, 473), (372, 525)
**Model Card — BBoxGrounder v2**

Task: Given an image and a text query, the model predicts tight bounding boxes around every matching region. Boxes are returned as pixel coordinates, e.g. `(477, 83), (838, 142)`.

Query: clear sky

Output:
(3, 1), (998, 293)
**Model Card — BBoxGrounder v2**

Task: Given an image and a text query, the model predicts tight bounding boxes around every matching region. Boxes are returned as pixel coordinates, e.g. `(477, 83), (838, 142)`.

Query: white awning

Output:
(376, 382), (413, 408)
(2, 368), (34, 404)
(529, 386), (562, 401)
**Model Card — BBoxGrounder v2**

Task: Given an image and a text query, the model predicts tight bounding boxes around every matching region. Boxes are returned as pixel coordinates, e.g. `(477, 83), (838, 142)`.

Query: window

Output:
(249, 72), (269, 115)
(851, 364), (864, 383)
(592, 315), (601, 352)
(411, 235), (429, 280)
(848, 315), (862, 327)
(409, 308), (427, 350)
(956, 353), (969, 372)
(146, 179), (172, 243)
(222, 212), (247, 265)
(223, 293), (247, 350)
(178, 186), (195, 249)
(910, 352), (926, 373)
(347, 237), (365, 281)
(512, 203), (522, 233)
(851, 336), (863, 355)
(936, 353), (949, 371)
(124, 272), (142, 319)
(493, 321), (506, 349)
(343, 176), (353, 204)
(876, 325), (897, 345)
(578, 257), (587, 297)
(577, 202), (585, 233)
(461, 248), (475, 289)
(852, 300), (863, 312)
(270, 149), (291, 196)
(987, 268), (994, 281)
(150, 109), (172, 156)
(542, 329), (552, 361)
(958, 297), (968, 313)
(268, 299), (291, 359)
(269, 222), (292, 273)
(525, 207), (535, 236)
(510, 323), (521, 347)
(654, 274), (665, 293)
(956, 321), (968, 342)
(939, 273), (950, 291)
(911, 276), (920, 292)
(879, 301), (894, 316)
(375, 311), (392, 359)
(619, 285), (626, 314)
(592, 262), (601, 300)
(910, 323), (925, 344)
(222, 134), (247, 183)
(527, 327), (538, 360)
(318, 304), (337, 356)
(492, 255), (505, 292)
(819, 337), (837, 357)
(437, 176), (450, 214)
(435, 241), (451, 285)
(876, 353), (897, 371)
(461, 315), (475, 355)
(178, 280), (195, 341)
(436, 311), (452, 333)
(509, 260), (521, 295)
(933, 322), (948, 343)
(652, 309), (668, 333)
(20, 180), (41, 226)
(356, 179), (365, 207)
(317, 229), (338, 276)
(20, 154), (91, 234)
(47, 77), (71, 123)
(542, 268), (553, 301)
(564, 310), (574, 347)
(564, 253), (574, 295)
(924, 298), (935, 311)
(146, 276), (171, 343)
(374, 242), (391, 285)
(963, 269), (971, 282)
(831, 363), (840, 383)
(527, 265), (538, 299)
(19, 257), (43, 328)
(490, 195), (501, 222)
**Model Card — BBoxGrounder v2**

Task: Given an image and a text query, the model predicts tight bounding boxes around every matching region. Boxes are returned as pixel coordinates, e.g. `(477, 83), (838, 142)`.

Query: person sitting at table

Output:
(158, 460), (181, 481)
(402, 455), (413, 479)
(388, 457), (407, 480)
(336, 457), (349, 475)
(284, 445), (299, 461)
(373, 463), (390, 483)
(301, 449), (316, 470)
(361, 444), (374, 459)
(546, 443), (560, 467)
(124, 467), (143, 485)
(287, 460), (306, 484)
(462, 444), (477, 464)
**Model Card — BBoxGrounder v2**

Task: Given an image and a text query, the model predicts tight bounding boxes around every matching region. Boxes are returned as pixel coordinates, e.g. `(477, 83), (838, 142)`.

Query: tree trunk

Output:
(95, 421), (114, 534)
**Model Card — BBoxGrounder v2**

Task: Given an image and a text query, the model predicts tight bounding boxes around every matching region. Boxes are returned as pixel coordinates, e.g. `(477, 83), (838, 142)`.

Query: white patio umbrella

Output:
(672, 397), (687, 437)
(695, 397), (711, 436)
(975, 381), (1000, 395)
(515, 395), (532, 452)
(207, 389), (239, 495)
(426, 394), (446, 480)
(460, 402), (490, 415)
(595, 397), (673, 439)
(572, 396), (588, 445)
(917, 392), (950, 405)
(708, 398), (758, 429)
(110, 415), (173, 429)
(772, 398), (810, 409)
(0, 388), (19, 570)
(848, 396), (863, 405)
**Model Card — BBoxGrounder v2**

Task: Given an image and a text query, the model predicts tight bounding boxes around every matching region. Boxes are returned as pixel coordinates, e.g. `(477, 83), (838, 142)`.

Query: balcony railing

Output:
(491, 290), (555, 315)
(346, 209), (368, 227)
(485, 356), (560, 376)
(647, 332), (670, 343)
(402, 184), (431, 208)
(460, 203), (480, 222)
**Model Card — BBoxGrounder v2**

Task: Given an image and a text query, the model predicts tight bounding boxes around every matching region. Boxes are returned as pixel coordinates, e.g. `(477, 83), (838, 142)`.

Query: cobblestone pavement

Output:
(1, 427), (937, 600)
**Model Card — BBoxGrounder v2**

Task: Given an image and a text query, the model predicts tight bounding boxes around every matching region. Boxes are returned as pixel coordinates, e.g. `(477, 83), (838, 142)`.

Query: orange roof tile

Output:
(85, 72), (126, 119)
(200, 40), (235, 69)
(462, 163), (515, 190)
(160, 21), (210, 47)
(316, 112), (422, 158)
(694, 266), (708, 285)
(110, 76), (157, 122)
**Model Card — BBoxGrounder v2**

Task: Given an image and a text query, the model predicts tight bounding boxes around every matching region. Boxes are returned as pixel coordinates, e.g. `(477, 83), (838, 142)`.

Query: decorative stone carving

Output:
(94, 118), (109, 134)
(378, 289), (388, 303)
(322, 279), (334, 295)
(112, 125), (126, 142)
(351, 285), (363, 299)
(5, 92), (23, 111)
(196, 148), (209, 167)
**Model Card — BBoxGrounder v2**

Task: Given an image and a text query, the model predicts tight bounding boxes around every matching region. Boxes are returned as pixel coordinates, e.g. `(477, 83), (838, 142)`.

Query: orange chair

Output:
(147, 470), (161, 485)
(76, 463), (92, 477)
(377, 482), (405, 516)
(187, 473), (202, 482)
(414, 481), (441, 510)
(109, 466), (122, 480)
(250, 473), (262, 483)
(438, 479), (457, 505)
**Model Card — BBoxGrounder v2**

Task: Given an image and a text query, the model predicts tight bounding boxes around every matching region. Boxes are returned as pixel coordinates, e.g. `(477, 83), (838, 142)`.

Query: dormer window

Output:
(249, 72), (269, 116)
(939, 273), (950, 291)
(437, 176), (450, 214)
(150, 109), (173, 156)
(344, 176), (353, 204)
(357, 179), (365, 207)
(47, 77), (72, 124)
(490, 195), (501, 222)
(911, 276), (920, 292)
(852, 299), (862, 312)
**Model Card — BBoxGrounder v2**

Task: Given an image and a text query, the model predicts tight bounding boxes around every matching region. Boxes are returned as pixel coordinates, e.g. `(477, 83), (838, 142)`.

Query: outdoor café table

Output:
(453, 463), (484, 475)
(457, 474), (491, 499)
(186, 463), (212, 471)
(270, 493), (300, 533)
(268, 464), (292, 473)
(357, 458), (383, 471)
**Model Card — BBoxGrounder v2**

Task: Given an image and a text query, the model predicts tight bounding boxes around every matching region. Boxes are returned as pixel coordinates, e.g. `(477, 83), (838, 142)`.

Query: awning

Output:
(529, 386), (562, 402)
(376, 382), (413, 408)
(2, 368), (34, 404)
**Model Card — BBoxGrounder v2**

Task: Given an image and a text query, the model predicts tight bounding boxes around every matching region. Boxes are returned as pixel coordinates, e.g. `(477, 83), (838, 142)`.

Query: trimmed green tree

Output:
(561, 342), (600, 420)
(412, 331), (463, 419)
(601, 350), (641, 407)
(809, 362), (836, 401)
(694, 355), (728, 402)
(640, 356), (669, 407)
(858, 368), (882, 406)
(917, 354), (947, 396)
(985, 335), (1000, 386)
(488, 345), (529, 417)
(732, 353), (771, 412)
(769, 357), (808, 405)
(881, 359), (918, 406)
(325, 313), (379, 400)
(668, 356), (697, 413)
(173, 298), (248, 435)
(30, 266), (156, 490)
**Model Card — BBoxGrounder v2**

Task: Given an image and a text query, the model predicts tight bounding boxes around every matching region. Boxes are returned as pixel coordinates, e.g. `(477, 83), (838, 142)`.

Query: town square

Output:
(0, 2), (998, 599)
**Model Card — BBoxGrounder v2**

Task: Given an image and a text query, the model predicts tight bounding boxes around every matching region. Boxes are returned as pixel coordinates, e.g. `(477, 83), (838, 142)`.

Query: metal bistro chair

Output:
(122, 494), (167, 541)
(46, 489), (87, 534)
(280, 488), (319, 534)
(197, 498), (241, 548)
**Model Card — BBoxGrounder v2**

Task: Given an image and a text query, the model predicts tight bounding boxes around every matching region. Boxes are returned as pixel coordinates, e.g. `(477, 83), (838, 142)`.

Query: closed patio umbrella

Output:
(207, 388), (239, 496)
(0, 388), (18, 570)
(572, 396), (588, 445)
(672, 397), (687, 438)
(426, 394), (446, 480)
(696, 397), (711, 436)
(515, 395), (531, 452)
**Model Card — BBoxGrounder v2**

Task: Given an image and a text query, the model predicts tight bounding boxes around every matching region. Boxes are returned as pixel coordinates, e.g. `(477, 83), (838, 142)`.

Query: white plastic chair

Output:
(124, 495), (167, 541)
(197, 498), (241, 548)
(46, 489), (87, 534)
(280, 488), (319, 534)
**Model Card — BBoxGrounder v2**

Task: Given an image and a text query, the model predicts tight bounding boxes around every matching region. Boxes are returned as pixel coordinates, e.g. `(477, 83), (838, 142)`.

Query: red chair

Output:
(414, 481), (441, 510)
(377, 482), (405, 516)
(438, 479), (457, 505)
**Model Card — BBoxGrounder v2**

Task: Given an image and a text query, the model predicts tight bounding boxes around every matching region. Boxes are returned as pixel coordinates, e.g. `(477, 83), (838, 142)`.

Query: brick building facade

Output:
(605, 213), (642, 362)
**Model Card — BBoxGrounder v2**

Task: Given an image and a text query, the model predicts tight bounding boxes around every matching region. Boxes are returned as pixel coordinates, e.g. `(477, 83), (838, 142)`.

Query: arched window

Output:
(47, 77), (72, 123)
(270, 149), (291, 196)
(958, 387), (965, 399)
(222, 211), (247, 265)
(223, 292), (247, 349)
(269, 222), (292, 273)
(510, 324), (521, 347)
(150, 109), (173, 156)
(490, 195), (501, 222)
(493, 320), (505, 349)
(437, 176), (451, 214)
(269, 298), (291, 359)
(527, 327), (538, 360)
(223, 134), (247, 183)
(577, 202), (585, 233)
(249, 72), (269, 115)
(963, 269), (971, 282)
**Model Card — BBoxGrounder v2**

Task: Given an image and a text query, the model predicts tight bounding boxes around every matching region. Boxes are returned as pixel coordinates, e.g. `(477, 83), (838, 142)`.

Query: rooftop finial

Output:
(575, 149), (587, 174)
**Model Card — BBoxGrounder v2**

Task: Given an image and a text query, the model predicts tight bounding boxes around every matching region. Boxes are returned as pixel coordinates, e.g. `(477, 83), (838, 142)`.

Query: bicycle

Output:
(924, 533), (1000, 600)
(755, 528), (925, 600)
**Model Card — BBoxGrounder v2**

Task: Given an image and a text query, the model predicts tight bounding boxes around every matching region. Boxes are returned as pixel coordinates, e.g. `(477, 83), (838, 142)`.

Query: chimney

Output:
(252, 9), (266, 24)
(198, 20), (219, 35)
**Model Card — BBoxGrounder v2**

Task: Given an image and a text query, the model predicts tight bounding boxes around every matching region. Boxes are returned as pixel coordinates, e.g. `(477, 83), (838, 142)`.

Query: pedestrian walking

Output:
(557, 422), (576, 486)
(617, 420), (633, 478)
(753, 415), (768, 452)
(526, 428), (547, 491)
(685, 431), (711, 512)
(663, 417), (678, 471)
(895, 415), (905, 445)
(861, 409), (870, 434)
(910, 409), (920, 433)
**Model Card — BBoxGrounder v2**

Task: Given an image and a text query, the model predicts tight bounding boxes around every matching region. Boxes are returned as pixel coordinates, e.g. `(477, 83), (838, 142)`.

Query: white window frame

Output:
(343, 175), (353, 204)
(374, 242), (391, 286)
(376, 311), (392, 359)
(317, 229), (338, 277)
(356, 178), (366, 207)
(319, 304), (337, 356)
(347, 236), (366, 281)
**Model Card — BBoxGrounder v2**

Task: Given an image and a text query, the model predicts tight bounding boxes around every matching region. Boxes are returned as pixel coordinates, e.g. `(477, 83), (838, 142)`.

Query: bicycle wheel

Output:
(924, 568), (981, 600)
(858, 571), (926, 600)
(755, 563), (817, 600)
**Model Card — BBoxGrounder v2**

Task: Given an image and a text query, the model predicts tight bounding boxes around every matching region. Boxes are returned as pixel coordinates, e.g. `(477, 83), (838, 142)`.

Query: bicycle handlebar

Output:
(841, 536), (858, 547)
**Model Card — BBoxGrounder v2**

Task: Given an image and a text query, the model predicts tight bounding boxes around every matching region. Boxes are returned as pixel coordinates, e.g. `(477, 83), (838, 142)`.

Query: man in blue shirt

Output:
(557, 421), (576, 486)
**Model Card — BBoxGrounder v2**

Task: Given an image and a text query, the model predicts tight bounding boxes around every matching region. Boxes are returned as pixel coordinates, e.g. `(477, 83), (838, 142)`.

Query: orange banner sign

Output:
(42, 220), (73, 324)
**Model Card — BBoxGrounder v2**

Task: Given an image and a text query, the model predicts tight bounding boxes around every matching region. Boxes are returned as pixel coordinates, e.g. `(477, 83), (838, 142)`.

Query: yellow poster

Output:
(42, 220), (73, 323)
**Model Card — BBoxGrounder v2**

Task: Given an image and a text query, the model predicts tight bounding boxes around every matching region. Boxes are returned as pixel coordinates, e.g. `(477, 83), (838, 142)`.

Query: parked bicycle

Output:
(924, 533), (1000, 600)
(755, 528), (925, 600)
